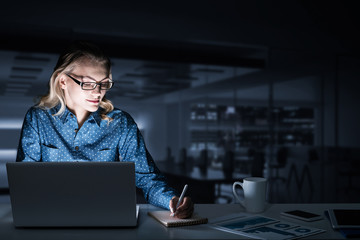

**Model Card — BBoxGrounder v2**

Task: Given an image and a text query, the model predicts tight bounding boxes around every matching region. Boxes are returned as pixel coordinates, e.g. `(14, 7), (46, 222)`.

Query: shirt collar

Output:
(90, 109), (102, 127)
(51, 104), (70, 124)
(52, 104), (103, 127)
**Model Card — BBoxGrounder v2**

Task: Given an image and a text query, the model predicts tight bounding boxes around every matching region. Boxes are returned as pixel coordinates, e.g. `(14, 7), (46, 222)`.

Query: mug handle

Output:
(232, 181), (245, 208)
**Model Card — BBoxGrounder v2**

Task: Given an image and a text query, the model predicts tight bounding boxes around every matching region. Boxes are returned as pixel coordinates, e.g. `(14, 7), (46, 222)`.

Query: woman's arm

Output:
(16, 108), (41, 162)
(117, 112), (178, 209)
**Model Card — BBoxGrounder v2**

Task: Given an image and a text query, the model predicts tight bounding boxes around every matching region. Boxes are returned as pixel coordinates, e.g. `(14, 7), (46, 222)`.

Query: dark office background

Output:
(1, 1), (360, 204)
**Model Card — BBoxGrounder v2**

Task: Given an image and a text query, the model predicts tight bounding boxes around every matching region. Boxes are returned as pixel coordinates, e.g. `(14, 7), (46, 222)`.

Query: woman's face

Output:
(60, 57), (109, 115)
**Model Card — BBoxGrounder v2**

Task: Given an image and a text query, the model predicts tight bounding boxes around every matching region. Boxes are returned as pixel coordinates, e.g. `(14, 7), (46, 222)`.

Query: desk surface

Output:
(0, 202), (359, 239)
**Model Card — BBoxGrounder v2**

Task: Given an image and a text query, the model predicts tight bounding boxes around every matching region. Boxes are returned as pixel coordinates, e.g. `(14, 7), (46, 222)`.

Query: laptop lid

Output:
(6, 161), (138, 227)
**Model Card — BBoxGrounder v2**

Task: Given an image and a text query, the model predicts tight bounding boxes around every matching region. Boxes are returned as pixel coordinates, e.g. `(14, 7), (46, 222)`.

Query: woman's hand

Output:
(169, 196), (194, 219)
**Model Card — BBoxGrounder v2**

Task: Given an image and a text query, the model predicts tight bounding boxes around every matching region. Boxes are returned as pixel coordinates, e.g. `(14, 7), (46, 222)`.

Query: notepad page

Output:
(148, 211), (208, 227)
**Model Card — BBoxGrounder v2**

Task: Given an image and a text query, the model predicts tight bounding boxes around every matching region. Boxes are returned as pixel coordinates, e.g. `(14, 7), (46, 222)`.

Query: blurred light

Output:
(0, 119), (23, 129)
(0, 149), (17, 161)
(136, 119), (146, 131)
(226, 106), (235, 114)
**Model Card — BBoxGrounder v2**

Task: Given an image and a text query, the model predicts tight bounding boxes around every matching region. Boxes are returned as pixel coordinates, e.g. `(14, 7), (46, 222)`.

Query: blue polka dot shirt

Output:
(16, 105), (178, 209)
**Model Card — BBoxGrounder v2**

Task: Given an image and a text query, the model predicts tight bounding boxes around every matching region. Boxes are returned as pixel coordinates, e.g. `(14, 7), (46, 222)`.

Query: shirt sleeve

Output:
(118, 112), (178, 209)
(16, 107), (41, 162)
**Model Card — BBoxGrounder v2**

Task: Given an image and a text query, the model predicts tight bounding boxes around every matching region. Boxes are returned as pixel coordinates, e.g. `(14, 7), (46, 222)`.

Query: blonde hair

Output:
(37, 41), (114, 122)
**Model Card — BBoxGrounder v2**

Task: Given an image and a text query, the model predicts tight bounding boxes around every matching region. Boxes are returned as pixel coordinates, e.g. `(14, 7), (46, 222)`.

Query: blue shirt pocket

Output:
(41, 144), (60, 162)
(96, 148), (117, 161)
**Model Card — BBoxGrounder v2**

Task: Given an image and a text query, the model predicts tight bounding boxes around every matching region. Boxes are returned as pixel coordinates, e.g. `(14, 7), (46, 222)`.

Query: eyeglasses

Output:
(65, 73), (114, 90)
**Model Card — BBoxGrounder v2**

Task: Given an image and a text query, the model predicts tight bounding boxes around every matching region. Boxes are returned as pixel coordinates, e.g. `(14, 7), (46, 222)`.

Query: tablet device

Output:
(327, 209), (360, 229)
(281, 210), (323, 222)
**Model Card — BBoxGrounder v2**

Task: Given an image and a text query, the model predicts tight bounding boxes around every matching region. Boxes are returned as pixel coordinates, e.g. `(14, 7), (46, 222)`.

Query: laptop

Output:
(6, 161), (139, 227)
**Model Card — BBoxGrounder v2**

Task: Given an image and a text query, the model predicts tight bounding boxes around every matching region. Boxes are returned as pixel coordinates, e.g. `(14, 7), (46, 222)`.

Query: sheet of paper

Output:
(210, 214), (325, 240)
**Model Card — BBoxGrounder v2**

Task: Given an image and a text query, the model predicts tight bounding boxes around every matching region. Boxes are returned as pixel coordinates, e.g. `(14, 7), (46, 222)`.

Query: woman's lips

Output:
(87, 99), (100, 104)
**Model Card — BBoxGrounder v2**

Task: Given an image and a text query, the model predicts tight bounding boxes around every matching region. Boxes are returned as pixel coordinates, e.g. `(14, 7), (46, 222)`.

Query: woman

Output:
(16, 41), (193, 218)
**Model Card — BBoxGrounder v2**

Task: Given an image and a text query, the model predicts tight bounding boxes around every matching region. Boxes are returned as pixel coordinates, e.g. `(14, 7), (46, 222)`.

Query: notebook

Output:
(6, 161), (139, 227)
(148, 210), (208, 227)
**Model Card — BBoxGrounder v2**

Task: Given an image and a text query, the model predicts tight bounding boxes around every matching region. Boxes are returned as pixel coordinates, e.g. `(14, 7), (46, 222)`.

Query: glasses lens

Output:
(100, 81), (113, 90)
(80, 79), (113, 90)
(82, 82), (97, 90)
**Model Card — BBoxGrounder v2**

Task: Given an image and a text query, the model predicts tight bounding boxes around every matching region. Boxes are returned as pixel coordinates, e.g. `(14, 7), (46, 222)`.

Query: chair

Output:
(222, 150), (234, 179)
(178, 147), (187, 165)
(178, 147), (193, 172)
(198, 149), (208, 175)
(269, 147), (288, 182)
(166, 147), (174, 163)
(215, 151), (235, 204)
(249, 149), (265, 178)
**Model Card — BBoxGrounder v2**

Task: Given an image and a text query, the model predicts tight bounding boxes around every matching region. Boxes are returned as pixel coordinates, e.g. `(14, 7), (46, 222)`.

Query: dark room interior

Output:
(1, 1), (360, 207)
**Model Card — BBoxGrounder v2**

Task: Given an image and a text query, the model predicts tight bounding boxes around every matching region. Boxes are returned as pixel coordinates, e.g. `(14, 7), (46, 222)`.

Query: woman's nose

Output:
(92, 85), (102, 94)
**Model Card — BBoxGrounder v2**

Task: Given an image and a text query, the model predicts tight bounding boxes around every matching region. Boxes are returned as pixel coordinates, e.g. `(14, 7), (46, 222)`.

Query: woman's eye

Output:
(82, 83), (96, 89)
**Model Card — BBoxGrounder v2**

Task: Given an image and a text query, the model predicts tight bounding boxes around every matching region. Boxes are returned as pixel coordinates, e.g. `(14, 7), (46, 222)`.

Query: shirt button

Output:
(75, 146), (79, 151)
(75, 129), (78, 133)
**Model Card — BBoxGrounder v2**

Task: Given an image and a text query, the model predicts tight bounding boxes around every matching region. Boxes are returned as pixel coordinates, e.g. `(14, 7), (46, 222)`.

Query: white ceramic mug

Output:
(232, 177), (267, 213)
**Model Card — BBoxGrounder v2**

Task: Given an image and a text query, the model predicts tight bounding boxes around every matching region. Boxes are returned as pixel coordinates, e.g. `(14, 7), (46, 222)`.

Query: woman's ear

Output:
(59, 74), (67, 90)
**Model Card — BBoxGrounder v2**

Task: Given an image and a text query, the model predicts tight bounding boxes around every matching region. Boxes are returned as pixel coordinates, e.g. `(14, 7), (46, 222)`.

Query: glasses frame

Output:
(65, 73), (114, 90)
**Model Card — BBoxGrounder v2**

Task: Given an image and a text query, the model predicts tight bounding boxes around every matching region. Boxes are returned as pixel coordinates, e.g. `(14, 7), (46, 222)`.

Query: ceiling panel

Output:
(0, 50), (265, 100)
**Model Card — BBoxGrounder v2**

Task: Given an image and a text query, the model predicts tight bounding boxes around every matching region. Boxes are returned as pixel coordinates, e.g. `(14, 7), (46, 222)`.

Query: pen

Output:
(171, 184), (188, 216)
